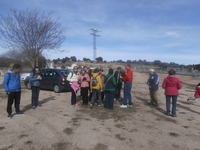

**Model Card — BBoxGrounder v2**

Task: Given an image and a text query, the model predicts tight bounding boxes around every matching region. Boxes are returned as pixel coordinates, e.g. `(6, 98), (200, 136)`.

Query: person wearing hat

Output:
(67, 65), (80, 107)
(120, 64), (133, 108)
(29, 66), (42, 109)
(147, 69), (159, 106)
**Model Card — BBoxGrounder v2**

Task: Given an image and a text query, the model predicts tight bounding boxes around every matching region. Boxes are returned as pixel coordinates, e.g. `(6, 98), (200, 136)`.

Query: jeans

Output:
(123, 82), (132, 105)
(166, 95), (177, 116)
(105, 91), (115, 109)
(81, 87), (89, 105)
(91, 89), (101, 105)
(31, 86), (40, 107)
(7, 91), (21, 114)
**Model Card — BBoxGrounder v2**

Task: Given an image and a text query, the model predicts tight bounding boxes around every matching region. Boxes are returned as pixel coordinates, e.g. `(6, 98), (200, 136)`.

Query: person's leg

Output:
(123, 83), (128, 105)
(71, 88), (76, 105)
(35, 87), (40, 107)
(15, 91), (21, 113)
(31, 87), (37, 107)
(82, 87), (87, 105)
(149, 90), (154, 104)
(127, 82), (133, 105)
(172, 96), (178, 116)
(110, 91), (115, 109)
(91, 90), (96, 105)
(105, 91), (109, 108)
(7, 92), (14, 115)
(152, 90), (158, 106)
(166, 95), (171, 115)
(97, 89), (101, 106)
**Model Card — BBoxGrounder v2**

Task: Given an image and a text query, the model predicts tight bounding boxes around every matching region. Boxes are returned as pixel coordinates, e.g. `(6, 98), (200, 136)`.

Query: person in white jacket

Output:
(67, 65), (79, 106)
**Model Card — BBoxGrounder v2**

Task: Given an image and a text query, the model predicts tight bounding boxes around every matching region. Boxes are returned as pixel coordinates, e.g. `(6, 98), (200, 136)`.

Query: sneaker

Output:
(128, 105), (133, 107)
(90, 103), (93, 108)
(15, 111), (24, 115)
(98, 105), (101, 107)
(71, 104), (75, 107)
(172, 115), (177, 117)
(120, 105), (127, 108)
(7, 114), (12, 119)
(166, 113), (171, 116)
(32, 106), (36, 109)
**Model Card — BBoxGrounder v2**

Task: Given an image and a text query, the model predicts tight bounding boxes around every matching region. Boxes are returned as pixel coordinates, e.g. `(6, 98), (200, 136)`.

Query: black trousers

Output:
(7, 91), (21, 114)
(115, 83), (122, 99)
(71, 87), (77, 105)
(81, 87), (89, 105)
(31, 86), (40, 107)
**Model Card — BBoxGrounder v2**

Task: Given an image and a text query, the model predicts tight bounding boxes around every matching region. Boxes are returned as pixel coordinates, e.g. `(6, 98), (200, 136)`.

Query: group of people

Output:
(2, 63), (134, 118)
(147, 68), (199, 117)
(66, 64), (133, 110)
(3, 63), (198, 119)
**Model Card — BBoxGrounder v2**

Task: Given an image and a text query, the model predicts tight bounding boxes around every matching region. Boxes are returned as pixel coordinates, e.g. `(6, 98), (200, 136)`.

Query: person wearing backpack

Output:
(3, 64), (24, 118)
(104, 68), (117, 110)
(90, 68), (103, 108)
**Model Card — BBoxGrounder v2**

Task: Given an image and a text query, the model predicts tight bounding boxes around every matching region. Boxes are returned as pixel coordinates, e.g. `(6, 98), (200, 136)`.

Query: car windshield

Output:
(60, 70), (70, 77)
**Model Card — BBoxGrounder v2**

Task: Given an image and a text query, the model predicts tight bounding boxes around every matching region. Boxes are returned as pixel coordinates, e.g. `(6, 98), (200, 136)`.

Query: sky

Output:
(0, 0), (200, 65)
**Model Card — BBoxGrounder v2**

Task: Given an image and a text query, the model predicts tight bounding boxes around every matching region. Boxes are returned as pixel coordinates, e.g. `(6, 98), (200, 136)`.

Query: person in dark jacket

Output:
(114, 67), (123, 100)
(29, 66), (42, 109)
(104, 68), (117, 109)
(3, 64), (23, 118)
(147, 69), (159, 106)
(162, 69), (182, 117)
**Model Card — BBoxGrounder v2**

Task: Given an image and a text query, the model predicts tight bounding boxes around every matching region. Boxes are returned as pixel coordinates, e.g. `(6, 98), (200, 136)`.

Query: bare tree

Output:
(0, 9), (66, 67)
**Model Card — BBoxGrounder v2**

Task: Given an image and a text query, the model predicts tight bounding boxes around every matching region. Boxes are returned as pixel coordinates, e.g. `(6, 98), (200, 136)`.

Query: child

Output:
(187, 83), (200, 101)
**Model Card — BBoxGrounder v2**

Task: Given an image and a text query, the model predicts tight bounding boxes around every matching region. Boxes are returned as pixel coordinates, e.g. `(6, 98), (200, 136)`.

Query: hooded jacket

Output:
(90, 73), (102, 90)
(162, 75), (182, 96)
(3, 72), (21, 93)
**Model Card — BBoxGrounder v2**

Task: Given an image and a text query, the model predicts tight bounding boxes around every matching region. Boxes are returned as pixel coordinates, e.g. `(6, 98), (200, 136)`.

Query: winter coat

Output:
(29, 73), (41, 87)
(162, 75), (182, 96)
(3, 72), (21, 93)
(122, 68), (133, 83)
(90, 73), (103, 90)
(194, 86), (200, 98)
(147, 72), (159, 91)
(104, 74), (116, 92)
(67, 72), (79, 84)
(78, 73), (90, 88)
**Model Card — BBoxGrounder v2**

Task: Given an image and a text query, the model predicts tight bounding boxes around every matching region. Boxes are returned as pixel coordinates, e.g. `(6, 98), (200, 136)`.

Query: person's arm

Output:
(112, 76), (117, 86)
(3, 73), (10, 93)
(66, 72), (73, 82)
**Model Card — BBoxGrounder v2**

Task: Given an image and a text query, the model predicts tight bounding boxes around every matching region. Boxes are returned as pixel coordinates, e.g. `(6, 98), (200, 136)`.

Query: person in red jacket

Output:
(187, 83), (200, 101)
(162, 69), (182, 117)
(120, 64), (133, 108)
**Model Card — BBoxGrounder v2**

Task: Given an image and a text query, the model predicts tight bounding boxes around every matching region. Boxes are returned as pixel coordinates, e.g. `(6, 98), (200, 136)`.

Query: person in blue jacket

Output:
(29, 66), (42, 109)
(3, 64), (23, 118)
(147, 69), (159, 106)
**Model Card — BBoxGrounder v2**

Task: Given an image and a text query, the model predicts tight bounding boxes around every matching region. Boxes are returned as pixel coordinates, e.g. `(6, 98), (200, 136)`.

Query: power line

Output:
(88, 28), (101, 61)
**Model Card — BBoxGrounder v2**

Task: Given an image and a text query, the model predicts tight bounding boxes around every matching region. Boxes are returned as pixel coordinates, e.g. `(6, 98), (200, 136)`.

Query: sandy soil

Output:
(0, 72), (200, 150)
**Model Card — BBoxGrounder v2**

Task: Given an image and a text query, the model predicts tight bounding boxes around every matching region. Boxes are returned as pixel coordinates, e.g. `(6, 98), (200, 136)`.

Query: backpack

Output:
(91, 74), (99, 87)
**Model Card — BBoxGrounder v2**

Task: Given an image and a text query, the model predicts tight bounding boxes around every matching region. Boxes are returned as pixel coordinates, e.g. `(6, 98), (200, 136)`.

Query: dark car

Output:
(24, 68), (72, 93)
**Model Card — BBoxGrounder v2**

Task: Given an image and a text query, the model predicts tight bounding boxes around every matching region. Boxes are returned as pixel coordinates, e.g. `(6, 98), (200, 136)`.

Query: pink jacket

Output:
(78, 73), (90, 88)
(194, 86), (200, 98)
(162, 75), (182, 96)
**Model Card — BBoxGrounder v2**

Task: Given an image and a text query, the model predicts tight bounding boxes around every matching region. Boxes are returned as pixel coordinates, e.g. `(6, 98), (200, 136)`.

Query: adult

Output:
(120, 64), (133, 108)
(29, 66), (42, 109)
(162, 69), (182, 117)
(67, 65), (79, 107)
(90, 68), (103, 108)
(104, 68), (116, 109)
(78, 69), (90, 105)
(99, 68), (105, 101)
(3, 64), (23, 118)
(114, 67), (123, 100)
(147, 69), (159, 106)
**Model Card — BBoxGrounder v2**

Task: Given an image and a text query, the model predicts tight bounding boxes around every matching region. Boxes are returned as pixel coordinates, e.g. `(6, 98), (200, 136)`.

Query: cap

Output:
(149, 69), (154, 72)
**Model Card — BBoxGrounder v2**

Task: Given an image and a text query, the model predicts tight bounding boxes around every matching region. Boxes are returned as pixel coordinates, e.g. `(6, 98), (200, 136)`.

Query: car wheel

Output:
(53, 84), (61, 93)
(27, 82), (31, 90)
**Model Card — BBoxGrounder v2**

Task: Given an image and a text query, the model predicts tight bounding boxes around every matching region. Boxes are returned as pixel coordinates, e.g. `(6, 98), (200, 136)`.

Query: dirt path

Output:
(0, 72), (200, 150)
